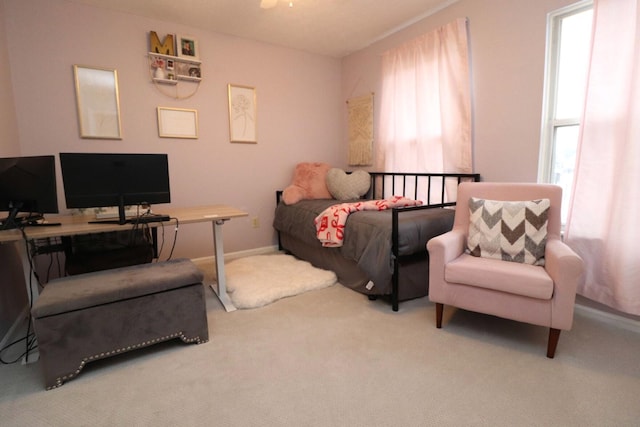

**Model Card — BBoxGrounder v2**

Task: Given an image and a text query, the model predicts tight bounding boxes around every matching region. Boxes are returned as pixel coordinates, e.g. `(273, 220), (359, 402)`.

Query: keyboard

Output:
(89, 215), (171, 225)
(130, 215), (171, 224)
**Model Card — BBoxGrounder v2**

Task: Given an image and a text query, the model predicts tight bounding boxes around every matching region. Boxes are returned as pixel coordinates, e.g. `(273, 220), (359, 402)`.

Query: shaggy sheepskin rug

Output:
(225, 254), (337, 309)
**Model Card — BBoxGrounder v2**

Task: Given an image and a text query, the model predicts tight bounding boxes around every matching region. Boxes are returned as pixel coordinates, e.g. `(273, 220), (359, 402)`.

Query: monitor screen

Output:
(59, 153), (171, 224)
(0, 155), (59, 229)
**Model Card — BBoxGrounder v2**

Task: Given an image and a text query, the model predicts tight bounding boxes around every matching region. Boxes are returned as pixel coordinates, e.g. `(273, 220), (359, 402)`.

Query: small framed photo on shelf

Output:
(188, 65), (201, 78)
(177, 35), (199, 60)
(175, 63), (201, 80)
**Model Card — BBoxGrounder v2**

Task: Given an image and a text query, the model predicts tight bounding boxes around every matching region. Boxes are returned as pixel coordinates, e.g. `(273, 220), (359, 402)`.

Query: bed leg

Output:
(392, 261), (399, 312)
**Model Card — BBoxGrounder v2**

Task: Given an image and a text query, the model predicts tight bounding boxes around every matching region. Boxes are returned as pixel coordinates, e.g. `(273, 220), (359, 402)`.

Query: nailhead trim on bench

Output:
(47, 331), (208, 390)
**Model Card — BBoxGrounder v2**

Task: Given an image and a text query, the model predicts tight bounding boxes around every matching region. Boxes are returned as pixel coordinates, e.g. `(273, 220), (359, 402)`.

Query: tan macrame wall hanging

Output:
(347, 93), (374, 166)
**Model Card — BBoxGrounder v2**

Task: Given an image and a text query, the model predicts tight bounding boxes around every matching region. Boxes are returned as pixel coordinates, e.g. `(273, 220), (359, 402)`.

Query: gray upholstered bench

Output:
(31, 258), (209, 390)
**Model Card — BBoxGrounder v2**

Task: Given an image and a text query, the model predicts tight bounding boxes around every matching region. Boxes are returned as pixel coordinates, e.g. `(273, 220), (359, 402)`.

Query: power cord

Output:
(166, 217), (179, 260)
(20, 226), (40, 364)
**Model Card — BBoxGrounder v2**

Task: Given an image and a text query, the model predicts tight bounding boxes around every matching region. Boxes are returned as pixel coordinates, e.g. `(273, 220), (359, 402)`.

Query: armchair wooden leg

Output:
(435, 303), (443, 328)
(547, 328), (561, 358)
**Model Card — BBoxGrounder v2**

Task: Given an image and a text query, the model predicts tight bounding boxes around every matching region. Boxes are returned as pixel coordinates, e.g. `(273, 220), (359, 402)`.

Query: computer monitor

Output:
(59, 153), (171, 225)
(0, 155), (59, 230)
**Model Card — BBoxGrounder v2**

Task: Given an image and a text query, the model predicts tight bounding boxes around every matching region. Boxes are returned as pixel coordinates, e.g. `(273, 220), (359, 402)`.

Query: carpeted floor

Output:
(1, 258), (639, 426)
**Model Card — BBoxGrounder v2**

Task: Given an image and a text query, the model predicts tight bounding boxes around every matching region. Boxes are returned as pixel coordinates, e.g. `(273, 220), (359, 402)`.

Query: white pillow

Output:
(325, 169), (371, 200)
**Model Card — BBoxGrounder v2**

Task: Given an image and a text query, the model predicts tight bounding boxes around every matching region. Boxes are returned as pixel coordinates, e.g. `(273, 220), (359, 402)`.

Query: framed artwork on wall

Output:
(73, 65), (122, 139)
(177, 34), (199, 60)
(157, 107), (199, 139)
(227, 84), (257, 143)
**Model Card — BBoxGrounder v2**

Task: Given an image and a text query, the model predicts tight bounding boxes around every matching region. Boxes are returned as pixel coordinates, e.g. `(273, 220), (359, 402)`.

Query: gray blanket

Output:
(273, 199), (455, 293)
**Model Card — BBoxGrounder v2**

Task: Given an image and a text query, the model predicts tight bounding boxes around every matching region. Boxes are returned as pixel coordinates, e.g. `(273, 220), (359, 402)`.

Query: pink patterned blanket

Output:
(313, 196), (423, 247)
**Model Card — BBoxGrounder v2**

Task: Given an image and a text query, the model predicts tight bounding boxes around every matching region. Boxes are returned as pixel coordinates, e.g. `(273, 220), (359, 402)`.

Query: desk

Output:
(0, 205), (247, 313)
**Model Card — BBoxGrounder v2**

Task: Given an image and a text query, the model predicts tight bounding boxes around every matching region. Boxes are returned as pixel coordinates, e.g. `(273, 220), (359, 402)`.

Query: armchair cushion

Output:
(445, 254), (553, 299)
(467, 197), (550, 266)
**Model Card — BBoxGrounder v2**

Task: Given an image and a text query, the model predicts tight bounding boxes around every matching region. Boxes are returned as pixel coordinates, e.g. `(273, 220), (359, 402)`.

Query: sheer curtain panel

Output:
(376, 18), (472, 174)
(565, 0), (640, 315)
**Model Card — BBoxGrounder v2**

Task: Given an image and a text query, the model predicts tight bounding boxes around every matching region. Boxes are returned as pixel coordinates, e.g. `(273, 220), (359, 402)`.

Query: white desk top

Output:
(0, 205), (248, 243)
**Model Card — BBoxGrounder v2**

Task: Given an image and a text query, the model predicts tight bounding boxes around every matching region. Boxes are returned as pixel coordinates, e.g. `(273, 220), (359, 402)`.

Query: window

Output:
(378, 18), (472, 177)
(539, 1), (593, 223)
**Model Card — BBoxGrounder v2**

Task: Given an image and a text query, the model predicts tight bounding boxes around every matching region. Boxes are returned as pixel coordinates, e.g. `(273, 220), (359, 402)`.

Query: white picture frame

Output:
(176, 34), (199, 60)
(73, 65), (122, 139)
(157, 107), (199, 139)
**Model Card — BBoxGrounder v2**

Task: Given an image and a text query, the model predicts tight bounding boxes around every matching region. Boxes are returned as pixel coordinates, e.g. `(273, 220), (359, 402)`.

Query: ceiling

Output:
(67, 0), (457, 58)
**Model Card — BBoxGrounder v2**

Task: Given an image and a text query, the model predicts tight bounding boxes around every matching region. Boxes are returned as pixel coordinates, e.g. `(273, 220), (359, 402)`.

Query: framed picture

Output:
(73, 65), (122, 139)
(177, 34), (199, 60)
(227, 84), (257, 143)
(157, 107), (199, 139)
(175, 62), (202, 80)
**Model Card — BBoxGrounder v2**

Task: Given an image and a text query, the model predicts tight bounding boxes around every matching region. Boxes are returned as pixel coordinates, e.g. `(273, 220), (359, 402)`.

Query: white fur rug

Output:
(225, 254), (338, 309)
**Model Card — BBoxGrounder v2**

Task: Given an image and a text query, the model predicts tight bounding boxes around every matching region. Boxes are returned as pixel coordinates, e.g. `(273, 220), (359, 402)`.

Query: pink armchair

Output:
(427, 182), (584, 358)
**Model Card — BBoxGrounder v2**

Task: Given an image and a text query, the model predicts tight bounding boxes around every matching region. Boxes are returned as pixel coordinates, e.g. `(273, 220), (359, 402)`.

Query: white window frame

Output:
(538, 0), (593, 184)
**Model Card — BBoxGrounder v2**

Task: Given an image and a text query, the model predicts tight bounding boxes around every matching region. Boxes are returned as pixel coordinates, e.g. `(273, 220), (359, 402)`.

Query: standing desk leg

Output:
(209, 219), (237, 312)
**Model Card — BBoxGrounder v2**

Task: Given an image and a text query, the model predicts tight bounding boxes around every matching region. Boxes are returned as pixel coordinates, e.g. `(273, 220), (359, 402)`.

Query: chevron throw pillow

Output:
(467, 197), (550, 265)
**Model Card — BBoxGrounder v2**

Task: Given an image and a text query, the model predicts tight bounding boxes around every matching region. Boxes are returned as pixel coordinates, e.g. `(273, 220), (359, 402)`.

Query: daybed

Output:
(273, 164), (480, 311)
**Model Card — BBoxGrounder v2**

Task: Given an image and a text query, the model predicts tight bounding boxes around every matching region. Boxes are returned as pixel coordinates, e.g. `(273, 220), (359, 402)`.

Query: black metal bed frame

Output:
(276, 171), (481, 311)
(368, 172), (480, 310)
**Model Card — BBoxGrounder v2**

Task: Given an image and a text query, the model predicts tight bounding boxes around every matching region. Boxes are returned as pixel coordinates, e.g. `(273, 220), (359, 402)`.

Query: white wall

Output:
(342, 0), (578, 183)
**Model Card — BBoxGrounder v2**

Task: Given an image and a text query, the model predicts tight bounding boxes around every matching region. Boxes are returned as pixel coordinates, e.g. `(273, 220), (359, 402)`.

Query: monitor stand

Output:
(1, 204), (23, 230)
(1, 211), (61, 230)
(88, 201), (169, 225)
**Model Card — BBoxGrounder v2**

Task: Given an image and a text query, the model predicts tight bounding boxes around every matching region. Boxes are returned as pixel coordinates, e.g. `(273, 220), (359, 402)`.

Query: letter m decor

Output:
(149, 31), (175, 56)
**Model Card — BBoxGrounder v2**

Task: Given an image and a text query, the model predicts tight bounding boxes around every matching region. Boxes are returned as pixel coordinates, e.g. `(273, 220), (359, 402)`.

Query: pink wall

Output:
(2, 0), (345, 259)
(342, 0), (577, 183)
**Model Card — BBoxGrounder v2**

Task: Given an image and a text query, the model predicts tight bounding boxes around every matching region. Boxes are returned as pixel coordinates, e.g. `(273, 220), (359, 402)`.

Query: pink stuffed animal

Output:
(282, 162), (333, 205)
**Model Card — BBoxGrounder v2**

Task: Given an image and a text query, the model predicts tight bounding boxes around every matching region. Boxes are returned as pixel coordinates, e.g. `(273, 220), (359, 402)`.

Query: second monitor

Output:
(59, 152), (171, 225)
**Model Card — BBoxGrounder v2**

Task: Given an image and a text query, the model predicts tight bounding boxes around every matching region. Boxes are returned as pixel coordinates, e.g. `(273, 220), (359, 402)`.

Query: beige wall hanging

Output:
(347, 93), (374, 166)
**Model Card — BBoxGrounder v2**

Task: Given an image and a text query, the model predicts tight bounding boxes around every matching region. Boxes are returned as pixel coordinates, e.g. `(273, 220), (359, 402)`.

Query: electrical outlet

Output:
(252, 217), (260, 228)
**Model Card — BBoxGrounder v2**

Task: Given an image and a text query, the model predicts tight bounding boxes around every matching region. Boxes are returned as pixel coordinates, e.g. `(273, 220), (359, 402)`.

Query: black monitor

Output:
(59, 153), (171, 225)
(0, 155), (59, 230)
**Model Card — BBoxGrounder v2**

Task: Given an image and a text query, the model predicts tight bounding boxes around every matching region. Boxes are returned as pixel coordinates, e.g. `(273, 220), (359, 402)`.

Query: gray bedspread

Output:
(273, 199), (455, 292)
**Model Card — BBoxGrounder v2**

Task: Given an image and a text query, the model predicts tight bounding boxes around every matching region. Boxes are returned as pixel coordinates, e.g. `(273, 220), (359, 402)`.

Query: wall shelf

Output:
(148, 52), (202, 86)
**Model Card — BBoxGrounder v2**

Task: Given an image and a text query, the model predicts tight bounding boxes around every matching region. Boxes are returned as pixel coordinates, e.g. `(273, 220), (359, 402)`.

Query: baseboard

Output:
(191, 245), (280, 265)
(575, 303), (640, 334)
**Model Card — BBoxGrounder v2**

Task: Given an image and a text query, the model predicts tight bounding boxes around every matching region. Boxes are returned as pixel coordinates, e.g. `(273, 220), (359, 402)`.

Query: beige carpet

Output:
(1, 259), (639, 426)
(224, 254), (337, 309)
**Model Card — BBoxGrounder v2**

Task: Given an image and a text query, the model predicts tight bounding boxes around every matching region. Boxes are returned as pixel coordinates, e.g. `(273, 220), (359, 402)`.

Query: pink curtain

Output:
(376, 18), (472, 175)
(565, 0), (640, 315)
